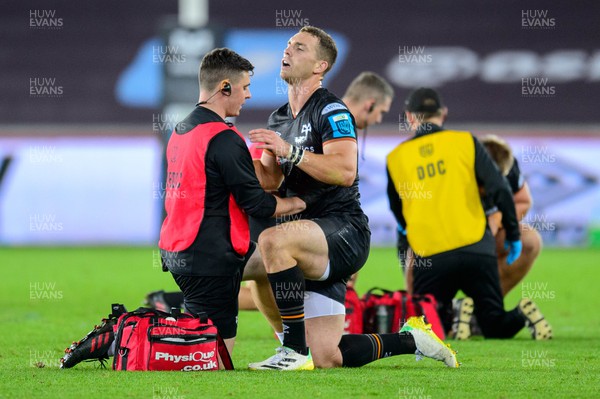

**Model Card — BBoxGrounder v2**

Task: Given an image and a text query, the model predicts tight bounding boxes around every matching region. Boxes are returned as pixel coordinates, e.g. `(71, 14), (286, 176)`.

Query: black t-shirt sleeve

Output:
(506, 158), (525, 193)
(208, 130), (277, 218)
(318, 101), (357, 144)
(473, 136), (520, 241)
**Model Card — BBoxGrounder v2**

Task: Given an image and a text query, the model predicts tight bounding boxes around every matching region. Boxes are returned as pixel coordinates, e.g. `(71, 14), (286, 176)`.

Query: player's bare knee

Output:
(257, 228), (283, 256)
(522, 229), (542, 258)
(530, 229), (543, 256)
(257, 229), (293, 273)
(312, 347), (342, 369)
(313, 357), (340, 369)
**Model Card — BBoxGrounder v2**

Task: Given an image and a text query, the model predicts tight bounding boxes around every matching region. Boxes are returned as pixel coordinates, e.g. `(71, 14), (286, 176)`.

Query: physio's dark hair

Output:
(199, 48), (254, 91)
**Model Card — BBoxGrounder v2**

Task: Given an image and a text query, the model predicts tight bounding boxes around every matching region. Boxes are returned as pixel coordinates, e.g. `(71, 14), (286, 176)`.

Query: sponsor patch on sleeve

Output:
(328, 112), (356, 139)
(321, 102), (348, 115)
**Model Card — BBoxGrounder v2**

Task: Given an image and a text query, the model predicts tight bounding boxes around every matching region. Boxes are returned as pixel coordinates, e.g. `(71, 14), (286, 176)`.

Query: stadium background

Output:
(1, 0), (599, 248)
(2, 2), (600, 398)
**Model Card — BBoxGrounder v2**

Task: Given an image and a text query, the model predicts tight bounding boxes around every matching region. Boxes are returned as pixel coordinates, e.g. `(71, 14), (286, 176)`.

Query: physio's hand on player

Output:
(504, 240), (522, 265)
(249, 129), (290, 158)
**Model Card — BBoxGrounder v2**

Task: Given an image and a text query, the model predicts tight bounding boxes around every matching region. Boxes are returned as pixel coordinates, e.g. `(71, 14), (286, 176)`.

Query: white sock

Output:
(275, 331), (285, 345)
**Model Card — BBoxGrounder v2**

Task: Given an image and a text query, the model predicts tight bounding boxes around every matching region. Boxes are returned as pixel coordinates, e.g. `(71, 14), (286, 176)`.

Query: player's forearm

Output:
(515, 202), (530, 221)
(248, 129), (356, 186)
(487, 212), (502, 236)
(253, 155), (283, 191)
(272, 196), (306, 217)
(297, 151), (356, 186)
(513, 183), (532, 220)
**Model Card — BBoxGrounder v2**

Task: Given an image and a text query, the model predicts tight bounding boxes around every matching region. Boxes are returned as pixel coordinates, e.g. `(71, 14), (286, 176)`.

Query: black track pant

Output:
(412, 250), (525, 338)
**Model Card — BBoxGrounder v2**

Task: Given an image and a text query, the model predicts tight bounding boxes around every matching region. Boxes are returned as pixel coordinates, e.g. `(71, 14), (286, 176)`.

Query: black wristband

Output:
(293, 147), (304, 166)
(287, 145), (302, 164)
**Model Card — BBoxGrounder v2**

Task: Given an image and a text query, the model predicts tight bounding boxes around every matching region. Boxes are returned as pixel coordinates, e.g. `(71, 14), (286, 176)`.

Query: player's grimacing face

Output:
(281, 32), (321, 82)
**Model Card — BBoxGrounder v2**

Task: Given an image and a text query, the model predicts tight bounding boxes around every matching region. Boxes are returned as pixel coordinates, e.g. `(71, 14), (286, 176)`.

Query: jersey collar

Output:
(287, 88), (326, 119)
(415, 123), (443, 137)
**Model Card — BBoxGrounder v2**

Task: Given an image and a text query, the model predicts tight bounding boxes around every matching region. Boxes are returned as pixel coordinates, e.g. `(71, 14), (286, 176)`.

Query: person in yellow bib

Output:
(386, 88), (552, 340)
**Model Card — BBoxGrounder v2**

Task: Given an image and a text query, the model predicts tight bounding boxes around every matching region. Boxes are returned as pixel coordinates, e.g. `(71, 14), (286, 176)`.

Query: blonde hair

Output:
(480, 134), (514, 176)
(343, 71), (394, 105)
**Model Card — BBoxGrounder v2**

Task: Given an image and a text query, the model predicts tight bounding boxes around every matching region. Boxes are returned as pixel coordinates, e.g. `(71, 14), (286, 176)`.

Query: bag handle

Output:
(130, 307), (171, 318)
(365, 287), (395, 295)
(217, 333), (234, 370)
(129, 307), (209, 322)
(362, 287), (395, 302)
(190, 311), (209, 324)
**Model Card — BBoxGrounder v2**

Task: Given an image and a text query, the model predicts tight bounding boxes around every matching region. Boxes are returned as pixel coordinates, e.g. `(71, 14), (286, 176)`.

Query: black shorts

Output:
(171, 272), (242, 339)
(169, 242), (256, 339)
(251, 215), (352, 305)
(305, 279), (346, 305)
(312, 214), (371, 282)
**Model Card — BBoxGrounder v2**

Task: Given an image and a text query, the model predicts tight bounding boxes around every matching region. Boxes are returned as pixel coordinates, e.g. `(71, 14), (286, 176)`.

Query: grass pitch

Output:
(1, 246), (599, 398)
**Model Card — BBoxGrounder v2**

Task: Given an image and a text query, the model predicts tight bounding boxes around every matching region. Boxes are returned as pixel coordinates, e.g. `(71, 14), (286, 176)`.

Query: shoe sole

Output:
(248, 348), (315, 371)
(248, 359), (314, 371)
(403, 317), (459, 368)
(454, 298), (474, 340)
(60, 322), (115, 369)
(519, 299), (553, 340)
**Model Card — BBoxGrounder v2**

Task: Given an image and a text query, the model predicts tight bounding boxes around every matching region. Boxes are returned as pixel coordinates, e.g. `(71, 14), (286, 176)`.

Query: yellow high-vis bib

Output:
(387, 130), (486, 256)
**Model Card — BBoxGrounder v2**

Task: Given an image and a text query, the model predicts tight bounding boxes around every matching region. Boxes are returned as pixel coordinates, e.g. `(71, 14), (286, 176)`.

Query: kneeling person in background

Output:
(387, 88), (552, 341)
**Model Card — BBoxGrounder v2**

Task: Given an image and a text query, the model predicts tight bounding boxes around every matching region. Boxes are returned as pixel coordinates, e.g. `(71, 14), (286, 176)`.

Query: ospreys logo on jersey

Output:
(295, 123), (311, 145)
(328, 113), (355, 139)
